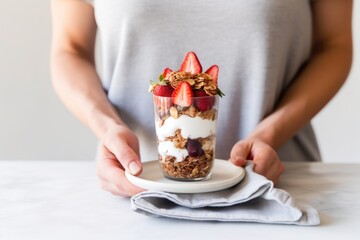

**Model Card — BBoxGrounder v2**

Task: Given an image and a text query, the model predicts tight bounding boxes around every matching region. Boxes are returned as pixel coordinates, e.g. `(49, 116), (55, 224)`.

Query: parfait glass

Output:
(153, 95), (219, 181)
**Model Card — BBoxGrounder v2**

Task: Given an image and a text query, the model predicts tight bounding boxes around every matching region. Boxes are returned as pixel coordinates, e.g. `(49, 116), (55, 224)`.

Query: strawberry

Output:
(205, 65), (219, 84)
(162, 67), (173, 78)
(194, 90), (215, 111)
(152, 85), (174, 112)
(180, 52), (202, 74)
(153, 85), (174, 97)
(172, 82), (193, 107)
(194, 90), (209, 97)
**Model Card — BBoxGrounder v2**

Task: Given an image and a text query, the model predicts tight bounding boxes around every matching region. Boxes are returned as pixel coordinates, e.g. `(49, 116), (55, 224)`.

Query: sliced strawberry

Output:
(162, 67), (172, 78)
(205, 65), (219, 84)
(153, 85), (174, 97)
(172, 82), (193, 107)
(194, 90), (215, 111)
(180, 52), (202, 74)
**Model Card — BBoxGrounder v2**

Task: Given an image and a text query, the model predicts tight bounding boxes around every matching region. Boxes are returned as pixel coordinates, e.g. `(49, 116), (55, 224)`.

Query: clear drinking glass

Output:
(153, 95), (219, 181)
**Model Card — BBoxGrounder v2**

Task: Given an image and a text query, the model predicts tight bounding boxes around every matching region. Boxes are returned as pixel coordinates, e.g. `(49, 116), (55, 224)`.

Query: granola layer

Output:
(158, 128), (215, 179)
(159, 150), (214, 179)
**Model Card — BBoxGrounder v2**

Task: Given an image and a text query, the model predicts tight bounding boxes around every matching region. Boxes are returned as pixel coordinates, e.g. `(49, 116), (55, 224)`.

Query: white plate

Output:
(125, 159), (245, 193)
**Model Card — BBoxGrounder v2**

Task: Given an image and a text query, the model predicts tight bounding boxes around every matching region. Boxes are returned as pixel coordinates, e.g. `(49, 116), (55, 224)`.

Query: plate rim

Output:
(125, 159), (245, 193)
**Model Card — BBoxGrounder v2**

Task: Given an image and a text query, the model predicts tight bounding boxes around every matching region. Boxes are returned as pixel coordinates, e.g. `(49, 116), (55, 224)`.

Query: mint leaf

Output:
(158, 74), (164, 81)
(217, 88), (225, 97)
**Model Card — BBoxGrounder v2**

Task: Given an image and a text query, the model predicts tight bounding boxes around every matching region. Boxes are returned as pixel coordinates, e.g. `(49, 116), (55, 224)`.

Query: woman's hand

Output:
(96, 124), (145, 197)
(230, 139), (285, 185)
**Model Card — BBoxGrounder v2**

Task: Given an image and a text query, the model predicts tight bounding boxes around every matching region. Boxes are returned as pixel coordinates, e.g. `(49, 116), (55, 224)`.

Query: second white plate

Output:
(125, 159), (245, 193)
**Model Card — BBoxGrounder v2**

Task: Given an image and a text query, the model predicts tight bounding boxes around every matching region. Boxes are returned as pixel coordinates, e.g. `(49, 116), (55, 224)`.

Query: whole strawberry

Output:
(153, 85), (174, 97)
(149, 75), (174, 113)
(149, 67), (174, 97)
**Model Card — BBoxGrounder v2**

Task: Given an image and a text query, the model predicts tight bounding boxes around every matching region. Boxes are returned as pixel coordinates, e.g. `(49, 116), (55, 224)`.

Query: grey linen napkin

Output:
(130, 162), (320, 225)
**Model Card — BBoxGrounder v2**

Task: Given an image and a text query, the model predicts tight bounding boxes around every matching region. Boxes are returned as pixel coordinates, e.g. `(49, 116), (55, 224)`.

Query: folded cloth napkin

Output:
(131, 162), (320, 225)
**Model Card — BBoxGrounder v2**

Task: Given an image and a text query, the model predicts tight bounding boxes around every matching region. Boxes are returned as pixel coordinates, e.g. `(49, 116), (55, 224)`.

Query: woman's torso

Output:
(92, 0), (321, 162)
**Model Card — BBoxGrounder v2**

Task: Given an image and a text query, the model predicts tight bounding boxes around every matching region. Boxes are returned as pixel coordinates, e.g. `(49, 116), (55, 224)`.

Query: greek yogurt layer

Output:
(158, 141), (188, 162)
(156, 115), (216, 141)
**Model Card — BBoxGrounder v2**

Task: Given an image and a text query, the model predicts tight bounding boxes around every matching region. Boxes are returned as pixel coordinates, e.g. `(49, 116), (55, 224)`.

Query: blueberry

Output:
(186, 139), (204, 157)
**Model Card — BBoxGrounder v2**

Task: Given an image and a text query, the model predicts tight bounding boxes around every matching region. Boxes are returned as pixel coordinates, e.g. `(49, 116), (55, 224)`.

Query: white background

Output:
(0, 0), (359, 162)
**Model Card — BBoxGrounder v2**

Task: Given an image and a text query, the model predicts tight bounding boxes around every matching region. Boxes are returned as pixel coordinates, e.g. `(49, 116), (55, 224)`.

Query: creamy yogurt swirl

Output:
(156, 115), (217, 141)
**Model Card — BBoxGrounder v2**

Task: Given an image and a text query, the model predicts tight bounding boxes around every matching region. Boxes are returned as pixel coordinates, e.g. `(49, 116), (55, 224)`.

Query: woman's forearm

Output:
(249, 43), (352, 150)
(248, 0), (353, 153)
(51, 0), (124, 141)
(51, 50), (124, 141)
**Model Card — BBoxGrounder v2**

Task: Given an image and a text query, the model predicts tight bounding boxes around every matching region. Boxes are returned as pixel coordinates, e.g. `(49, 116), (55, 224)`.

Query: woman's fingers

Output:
(231, 139), (285, 184)
(229, 141), (251, 167)
(267, 160), (285, 185)
(95, 126), (146, 196)
(251, 143), (285, 184)
(96, 155), (145, 197)
(103, 130), (142, 176)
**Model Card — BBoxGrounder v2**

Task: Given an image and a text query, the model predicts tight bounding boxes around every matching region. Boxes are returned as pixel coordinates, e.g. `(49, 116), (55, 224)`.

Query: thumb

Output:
(106, 137), (142, 176)
(229, 141), (251, 167)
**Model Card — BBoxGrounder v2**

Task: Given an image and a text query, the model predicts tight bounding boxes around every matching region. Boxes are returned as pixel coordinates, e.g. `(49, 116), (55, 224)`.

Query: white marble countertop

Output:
(0, 160), (359, 240)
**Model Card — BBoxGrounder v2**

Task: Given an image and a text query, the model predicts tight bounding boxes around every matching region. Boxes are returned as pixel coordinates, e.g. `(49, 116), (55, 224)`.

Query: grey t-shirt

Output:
(88, 0), (321, 162)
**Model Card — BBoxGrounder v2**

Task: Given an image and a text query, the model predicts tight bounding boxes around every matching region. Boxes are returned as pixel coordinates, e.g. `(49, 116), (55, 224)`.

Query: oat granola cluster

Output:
(165, 71), (218, 96)
(149, 52), (224, 180)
